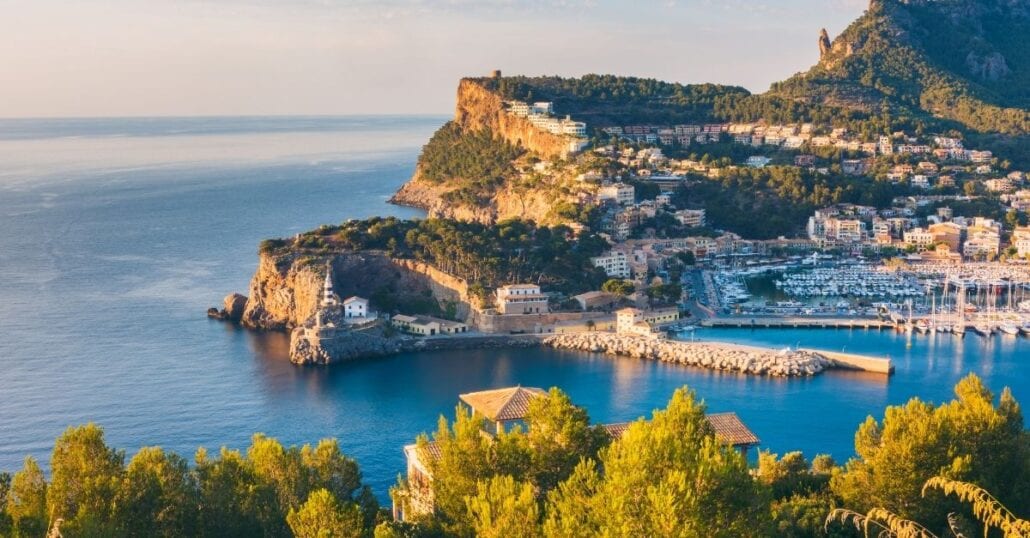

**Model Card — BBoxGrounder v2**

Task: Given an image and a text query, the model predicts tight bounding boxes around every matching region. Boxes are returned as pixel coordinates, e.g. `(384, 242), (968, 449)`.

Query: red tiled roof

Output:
(459, 386), (546, 422)
(706, 412), (760, 447)
(602, 413), (759, 447)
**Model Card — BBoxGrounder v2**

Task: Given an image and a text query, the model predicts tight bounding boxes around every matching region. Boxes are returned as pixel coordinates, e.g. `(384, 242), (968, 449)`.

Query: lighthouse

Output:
(322, 262), (339, 308)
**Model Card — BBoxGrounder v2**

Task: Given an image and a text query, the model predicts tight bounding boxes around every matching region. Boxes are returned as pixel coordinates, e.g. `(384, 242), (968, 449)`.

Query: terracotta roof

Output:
(602, 422), (631, 439)
(459, 386), (546, 422)
(602, 413), (759, 448)
(706, 412), (760, 447)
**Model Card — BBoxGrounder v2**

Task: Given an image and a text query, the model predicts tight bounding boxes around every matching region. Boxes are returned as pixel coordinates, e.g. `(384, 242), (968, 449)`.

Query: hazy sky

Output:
(0, 0), (867, 118)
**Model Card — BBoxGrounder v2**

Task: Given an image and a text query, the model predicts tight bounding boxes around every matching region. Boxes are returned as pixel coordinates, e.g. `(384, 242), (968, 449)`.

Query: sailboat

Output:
(952, 281), (966, 337)
(998, 322), (1019, 336)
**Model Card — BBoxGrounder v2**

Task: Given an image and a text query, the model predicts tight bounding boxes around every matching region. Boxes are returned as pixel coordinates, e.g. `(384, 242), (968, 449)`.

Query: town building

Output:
(598, 182), (635, 205)
(674, 209), (706, 228)
(591, 250), (631, 278)
(391, 314), (468, 336)
(496, 284), (549, 315)
(572, 291), (622, 311)
(745, 156), (771, 168)
(343, 296), (369, 319)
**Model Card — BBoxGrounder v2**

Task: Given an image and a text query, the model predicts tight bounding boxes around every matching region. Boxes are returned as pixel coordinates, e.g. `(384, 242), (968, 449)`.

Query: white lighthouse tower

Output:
(322, 262), (339, 308)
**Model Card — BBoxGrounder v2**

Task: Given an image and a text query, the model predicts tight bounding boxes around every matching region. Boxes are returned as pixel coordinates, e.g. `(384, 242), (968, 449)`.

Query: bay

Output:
(0, 116), (1026, 501)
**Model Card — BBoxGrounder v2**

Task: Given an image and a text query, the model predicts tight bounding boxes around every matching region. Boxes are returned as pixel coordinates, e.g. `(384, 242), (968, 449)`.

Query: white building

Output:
(674, 209), (706, 228)
(531, 102), (553, 115)
(615, 308), (661, 338)
(745, 156), (771, 168)
(598, 183), (635, 205)
(591, 251), (631, 279)
(343, 296), (369, 319)
(496, 284), (549, 315)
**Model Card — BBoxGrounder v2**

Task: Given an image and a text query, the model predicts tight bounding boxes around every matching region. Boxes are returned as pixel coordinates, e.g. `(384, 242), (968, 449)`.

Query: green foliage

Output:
(47, 423), (125, 535)
(830, 373), (1029, 532)
(672, 167), (907, 239)
(114, 447), (198, 537)
(464, 475), (540, 538)
(522, 388), (608, 492)
(0, 426), (379, 538)
(286, 488), (365, 538)
(646, 283), (682, 306)
(478, 74), (750, 126)
(771, 0), (1030, 137)
(600, 279), (634, 296)
(332, 217), (608, 296)
(544, 388), (773, 537)
(418, 121), (523, 201)
(7, 457), (47, 537)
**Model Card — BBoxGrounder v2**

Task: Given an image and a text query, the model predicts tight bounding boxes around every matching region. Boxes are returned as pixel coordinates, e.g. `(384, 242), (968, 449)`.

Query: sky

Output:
(0, 0), (867, 118)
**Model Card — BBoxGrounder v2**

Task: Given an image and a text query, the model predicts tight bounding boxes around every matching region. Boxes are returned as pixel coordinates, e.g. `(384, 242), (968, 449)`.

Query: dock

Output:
(701, 316), (893, 330)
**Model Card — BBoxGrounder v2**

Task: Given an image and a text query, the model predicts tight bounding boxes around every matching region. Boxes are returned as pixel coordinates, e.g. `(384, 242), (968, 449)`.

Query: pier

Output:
(701, 316), (893, 330)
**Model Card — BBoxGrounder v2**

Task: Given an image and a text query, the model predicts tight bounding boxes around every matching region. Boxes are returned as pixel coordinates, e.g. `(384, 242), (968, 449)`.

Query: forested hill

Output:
(772, 0), (1030, 135)
(475, 75), (751, 127)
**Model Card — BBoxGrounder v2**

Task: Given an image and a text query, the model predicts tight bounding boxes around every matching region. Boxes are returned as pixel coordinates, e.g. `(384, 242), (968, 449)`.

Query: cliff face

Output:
(453, 79), (572, 159)
(391, 174), (567, 225)
(390, 78), (580, 225)
(240, 249), (472, 331)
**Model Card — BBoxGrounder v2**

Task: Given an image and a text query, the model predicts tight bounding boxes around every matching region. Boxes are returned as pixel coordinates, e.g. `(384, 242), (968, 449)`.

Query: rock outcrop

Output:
(290, 328), (542, 365)
(391, 173), (567, 225)
(452, 79), (574, 160)
(239, 249), (471, 331)
(818, 28), (832, 59)
(208, 292), (249, 322)
(544, 333), (832, 377)
(390, 78), (582, 225)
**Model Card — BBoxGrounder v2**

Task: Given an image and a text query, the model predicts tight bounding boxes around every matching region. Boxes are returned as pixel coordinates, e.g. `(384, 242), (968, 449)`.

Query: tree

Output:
(523, 388), (608, 492)
(465, 475), (541, 538)
(601, 279), (635, 296)
(47, 423), (124, 535)
(286, 488), (364, 538)
(830, 374), (1029, 530)
(7, 457), (48, 537)
(194, 447), (270, 537)
(544, 388), (773, 537)
(114, 447), (198, 537)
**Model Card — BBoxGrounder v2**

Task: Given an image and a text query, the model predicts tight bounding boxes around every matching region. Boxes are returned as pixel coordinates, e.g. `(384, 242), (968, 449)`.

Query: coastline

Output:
(282, 322), (893, 377)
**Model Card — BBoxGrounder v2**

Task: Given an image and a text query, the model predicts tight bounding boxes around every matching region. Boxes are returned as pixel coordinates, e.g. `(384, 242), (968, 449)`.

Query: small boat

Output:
(974, 324), (994, 337)
(915, 320), (929, 334)
(998, 323), (1019, 336)
(1020, 325), (1030, 336)
(953, 324), (966, 337)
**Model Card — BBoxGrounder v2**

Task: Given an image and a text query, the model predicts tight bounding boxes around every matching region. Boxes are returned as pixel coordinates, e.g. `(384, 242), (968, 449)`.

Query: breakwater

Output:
(543, 333), (835, 377)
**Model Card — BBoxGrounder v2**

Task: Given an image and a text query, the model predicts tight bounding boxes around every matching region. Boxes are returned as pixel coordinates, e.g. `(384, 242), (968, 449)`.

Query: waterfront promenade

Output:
(702, 315), (893, 330)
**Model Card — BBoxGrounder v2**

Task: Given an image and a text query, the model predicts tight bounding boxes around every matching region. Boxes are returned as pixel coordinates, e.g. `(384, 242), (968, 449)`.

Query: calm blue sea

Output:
(0, 116), (1027, 502)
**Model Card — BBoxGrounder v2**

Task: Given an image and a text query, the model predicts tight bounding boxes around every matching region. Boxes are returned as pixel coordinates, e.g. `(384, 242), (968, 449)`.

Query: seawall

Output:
(543, 333), (834, 377)
(803, 348), (894, 375)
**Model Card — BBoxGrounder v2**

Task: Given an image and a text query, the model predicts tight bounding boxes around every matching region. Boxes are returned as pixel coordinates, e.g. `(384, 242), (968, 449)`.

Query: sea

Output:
(0, 116), (1027, 502)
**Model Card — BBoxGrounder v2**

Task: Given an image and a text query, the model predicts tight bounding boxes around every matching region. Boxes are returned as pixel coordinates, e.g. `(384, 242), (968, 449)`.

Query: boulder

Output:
(223, 293), (248, 323)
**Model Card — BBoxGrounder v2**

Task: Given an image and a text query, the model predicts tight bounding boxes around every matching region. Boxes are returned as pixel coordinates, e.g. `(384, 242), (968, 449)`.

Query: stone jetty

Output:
(543, 333), (832, 377)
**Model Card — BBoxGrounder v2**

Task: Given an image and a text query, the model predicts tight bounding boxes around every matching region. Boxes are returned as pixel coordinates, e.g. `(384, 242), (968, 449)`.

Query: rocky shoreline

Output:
(289, 330), (542, 365)
(543, 333), (833, 377)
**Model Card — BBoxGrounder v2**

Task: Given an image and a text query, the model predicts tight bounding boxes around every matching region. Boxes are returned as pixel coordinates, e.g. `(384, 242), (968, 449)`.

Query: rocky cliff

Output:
(239, 249), (472, 331)
(390, 174), (570, 225)
(390, 78), (582, 225)
(452, 79), (574, 159)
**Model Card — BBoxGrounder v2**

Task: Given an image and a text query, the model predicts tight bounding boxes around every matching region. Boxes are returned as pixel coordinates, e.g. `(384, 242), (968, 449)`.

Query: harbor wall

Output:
(803, 348), (894, 374)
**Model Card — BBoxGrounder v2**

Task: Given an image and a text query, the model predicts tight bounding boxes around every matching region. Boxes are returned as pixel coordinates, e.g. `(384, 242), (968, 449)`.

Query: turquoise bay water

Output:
(0, 116), (1026, 501)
